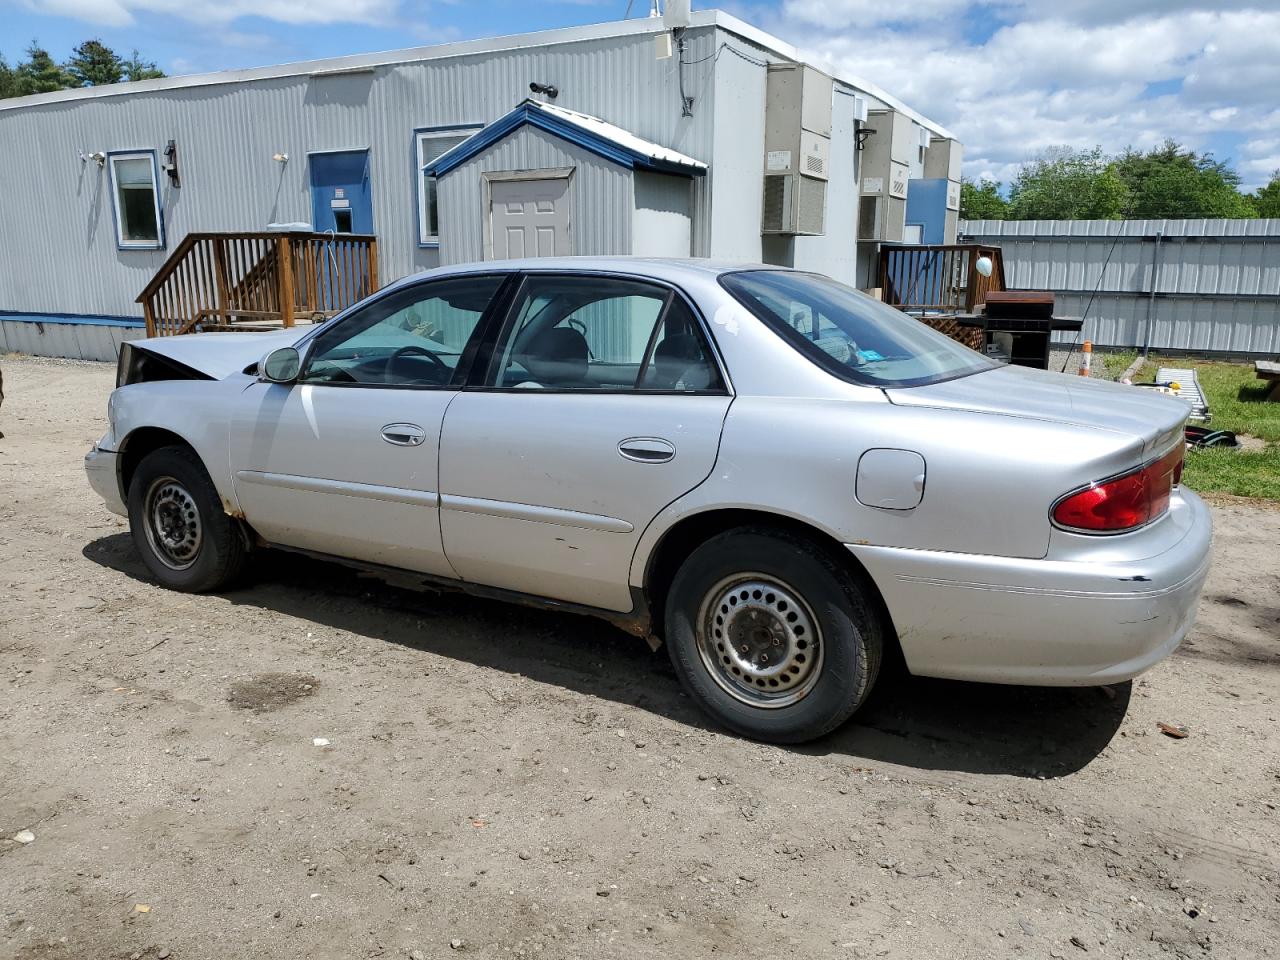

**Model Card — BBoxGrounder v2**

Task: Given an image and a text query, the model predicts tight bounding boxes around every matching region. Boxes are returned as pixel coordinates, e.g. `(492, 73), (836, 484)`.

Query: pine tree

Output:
(67, 39), (124, 87)
(122, 50), (165, 82)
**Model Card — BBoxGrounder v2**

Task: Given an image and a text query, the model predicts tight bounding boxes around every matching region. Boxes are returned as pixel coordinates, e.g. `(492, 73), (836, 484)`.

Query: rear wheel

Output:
(127, 445), (248, 592)
(664, 527), (883, 743)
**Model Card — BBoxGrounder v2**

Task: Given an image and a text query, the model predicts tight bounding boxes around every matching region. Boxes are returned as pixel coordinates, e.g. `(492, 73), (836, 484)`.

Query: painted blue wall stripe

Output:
(1, 311), (146, 328)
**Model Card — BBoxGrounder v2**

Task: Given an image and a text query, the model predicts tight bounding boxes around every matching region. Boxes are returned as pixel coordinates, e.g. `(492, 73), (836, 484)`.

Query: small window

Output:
(301, 275), (505, 387)
(416, 127), (481, 246)
(491, 274), (724, 393)
(109, 152), (163, 249)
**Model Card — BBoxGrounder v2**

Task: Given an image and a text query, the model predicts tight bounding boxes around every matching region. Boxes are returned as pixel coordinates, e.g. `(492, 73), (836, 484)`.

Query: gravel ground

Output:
(2, 357), (1279, 960)
(1048, 347), (1115, 379)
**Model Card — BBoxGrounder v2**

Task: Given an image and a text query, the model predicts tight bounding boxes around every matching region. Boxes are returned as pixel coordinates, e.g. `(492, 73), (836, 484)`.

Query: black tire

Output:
(127, 445), (248, 592)
(664, 527), (883, 744)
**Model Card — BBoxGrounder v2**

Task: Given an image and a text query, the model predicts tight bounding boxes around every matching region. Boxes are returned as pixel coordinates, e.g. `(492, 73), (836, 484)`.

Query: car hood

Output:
(130, 329), (308, 380)
(886, 364), (1189, 455)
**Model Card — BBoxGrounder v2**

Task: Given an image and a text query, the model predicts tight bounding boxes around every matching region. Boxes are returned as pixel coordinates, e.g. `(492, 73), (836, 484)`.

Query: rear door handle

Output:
(381, 422), (427, 447)
(619, 437), (675, 463)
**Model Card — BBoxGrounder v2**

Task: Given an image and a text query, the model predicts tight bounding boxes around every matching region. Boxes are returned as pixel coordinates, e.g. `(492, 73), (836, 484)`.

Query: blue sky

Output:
(5, 0), (1279, 190)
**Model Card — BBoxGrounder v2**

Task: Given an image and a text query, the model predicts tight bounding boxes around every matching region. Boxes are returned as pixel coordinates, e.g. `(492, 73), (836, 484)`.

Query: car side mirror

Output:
(259, 346), (301, 384)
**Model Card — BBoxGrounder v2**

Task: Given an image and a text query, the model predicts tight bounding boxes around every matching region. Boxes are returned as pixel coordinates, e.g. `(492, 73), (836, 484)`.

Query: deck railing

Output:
(137, 231), (379, 337)
(877, 243), (1006, 315)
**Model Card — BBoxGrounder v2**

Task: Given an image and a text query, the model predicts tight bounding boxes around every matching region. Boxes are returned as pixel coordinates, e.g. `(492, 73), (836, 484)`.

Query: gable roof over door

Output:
(423, 99), (708, 179)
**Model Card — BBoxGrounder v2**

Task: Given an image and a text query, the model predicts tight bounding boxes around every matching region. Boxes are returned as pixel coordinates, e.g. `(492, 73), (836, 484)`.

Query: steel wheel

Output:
(142, 475), (203, 570)
(695, 573), (825, 709)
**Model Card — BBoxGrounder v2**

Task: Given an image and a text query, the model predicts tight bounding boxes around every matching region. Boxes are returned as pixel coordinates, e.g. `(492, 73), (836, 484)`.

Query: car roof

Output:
(382, 257), (785, 295)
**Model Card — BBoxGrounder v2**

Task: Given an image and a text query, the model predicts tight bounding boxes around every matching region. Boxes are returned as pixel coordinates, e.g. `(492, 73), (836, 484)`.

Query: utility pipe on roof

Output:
(1143, 230), (1163, 359)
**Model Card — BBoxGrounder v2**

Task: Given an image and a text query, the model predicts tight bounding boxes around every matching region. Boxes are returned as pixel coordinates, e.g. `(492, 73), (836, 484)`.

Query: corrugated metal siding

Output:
(436, 124), (633, 263)
(961, 218), (1280, 355)
(0, 320), (142, 361)
(632, 170), (692, 256)
(0, 26), (721, 321)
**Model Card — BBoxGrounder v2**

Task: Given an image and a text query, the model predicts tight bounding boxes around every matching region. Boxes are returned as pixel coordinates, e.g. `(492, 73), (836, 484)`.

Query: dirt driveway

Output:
(2, 356), (1278, 960)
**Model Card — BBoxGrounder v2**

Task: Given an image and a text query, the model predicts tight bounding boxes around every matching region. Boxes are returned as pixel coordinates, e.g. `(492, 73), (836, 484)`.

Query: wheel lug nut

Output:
(740, 644), (749, 654)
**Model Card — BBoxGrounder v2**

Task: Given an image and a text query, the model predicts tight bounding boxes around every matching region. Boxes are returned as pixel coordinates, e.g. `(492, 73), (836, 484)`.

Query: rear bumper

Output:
(848, 489), (1213, 686)
(85, 444), (127, 517)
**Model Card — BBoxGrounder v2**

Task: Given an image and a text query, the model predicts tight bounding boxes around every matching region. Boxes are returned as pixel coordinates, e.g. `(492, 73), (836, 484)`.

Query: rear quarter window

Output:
(720, 270), (997, 388)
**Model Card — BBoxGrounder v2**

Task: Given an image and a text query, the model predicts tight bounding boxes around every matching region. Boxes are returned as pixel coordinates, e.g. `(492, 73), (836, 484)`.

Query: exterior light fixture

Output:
(272, 152), (289, 163)
(82, 151), (106, 166)
(162, 139), (180, 187)
(529, 82), (559, 99)
(855, 127), (876, 150)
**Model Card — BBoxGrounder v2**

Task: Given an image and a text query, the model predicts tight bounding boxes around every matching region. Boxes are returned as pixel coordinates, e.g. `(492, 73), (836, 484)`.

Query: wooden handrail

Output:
(878, 243), (1006, 315)
(137, 231), (378, 337)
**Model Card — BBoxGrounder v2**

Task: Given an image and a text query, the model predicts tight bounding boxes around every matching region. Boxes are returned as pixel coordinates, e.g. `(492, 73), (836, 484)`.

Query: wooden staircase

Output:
(137, 231), (379, 337)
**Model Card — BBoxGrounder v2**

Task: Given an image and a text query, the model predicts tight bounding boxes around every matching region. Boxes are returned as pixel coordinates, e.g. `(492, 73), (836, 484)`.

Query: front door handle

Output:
(381, 422), (427, 447)
(619, 437), (676, 463)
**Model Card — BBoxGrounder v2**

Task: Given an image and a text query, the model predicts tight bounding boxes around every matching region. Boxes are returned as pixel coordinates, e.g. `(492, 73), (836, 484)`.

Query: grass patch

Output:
(1136, 359), (1280, 500)
(1102, 350), (1138, 378)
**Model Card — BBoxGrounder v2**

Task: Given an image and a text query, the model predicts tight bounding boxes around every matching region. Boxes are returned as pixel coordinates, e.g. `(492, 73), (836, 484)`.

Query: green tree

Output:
(959, 177), (1008, 220)
(1253, 172), (1280, 218)
(122, 50), (165, 81)
(1114, 140), (1256, 218)
(67, 39), (124, 86)
(1007, 147), (1129, 220)
(14, 43), (75, 95)
(0, 55), (18, 98)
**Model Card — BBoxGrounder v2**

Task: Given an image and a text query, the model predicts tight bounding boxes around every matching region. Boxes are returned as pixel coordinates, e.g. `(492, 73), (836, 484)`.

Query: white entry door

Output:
(488, 175), (571, 259)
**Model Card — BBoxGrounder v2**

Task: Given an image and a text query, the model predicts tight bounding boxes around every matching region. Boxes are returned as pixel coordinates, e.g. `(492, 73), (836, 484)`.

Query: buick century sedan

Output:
(86, 258), (1212, 743)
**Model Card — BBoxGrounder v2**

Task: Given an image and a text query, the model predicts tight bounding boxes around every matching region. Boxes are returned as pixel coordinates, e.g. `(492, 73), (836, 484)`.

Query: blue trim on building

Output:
(106, 149), (166, 251)
(424, 101), (706, 179)
(1, 310), (146, 328)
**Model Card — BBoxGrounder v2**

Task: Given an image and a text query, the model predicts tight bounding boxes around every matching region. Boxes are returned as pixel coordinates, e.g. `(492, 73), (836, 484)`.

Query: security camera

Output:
(529, 81), (559, 99)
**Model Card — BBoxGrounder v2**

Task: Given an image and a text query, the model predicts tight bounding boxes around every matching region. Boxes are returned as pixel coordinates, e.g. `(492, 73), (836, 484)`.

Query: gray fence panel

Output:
(961, 219), (1280, 355)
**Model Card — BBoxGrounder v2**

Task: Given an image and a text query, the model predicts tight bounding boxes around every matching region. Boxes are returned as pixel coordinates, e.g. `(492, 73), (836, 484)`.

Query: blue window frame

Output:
(414, 125), (481, 247)
(108, 150), (165, 250)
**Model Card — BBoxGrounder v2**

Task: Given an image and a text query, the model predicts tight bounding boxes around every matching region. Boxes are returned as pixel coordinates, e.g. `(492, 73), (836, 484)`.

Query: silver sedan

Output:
(86, 258), (1212, 743)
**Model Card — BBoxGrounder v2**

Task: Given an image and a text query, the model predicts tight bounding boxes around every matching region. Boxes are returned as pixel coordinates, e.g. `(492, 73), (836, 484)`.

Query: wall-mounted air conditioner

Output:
(857, 108), (913, 242)
(761, 63), (833, 236)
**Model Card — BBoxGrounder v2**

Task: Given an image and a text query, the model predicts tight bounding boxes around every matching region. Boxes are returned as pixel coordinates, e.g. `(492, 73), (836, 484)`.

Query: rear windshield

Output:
(720, 270), (997, 388)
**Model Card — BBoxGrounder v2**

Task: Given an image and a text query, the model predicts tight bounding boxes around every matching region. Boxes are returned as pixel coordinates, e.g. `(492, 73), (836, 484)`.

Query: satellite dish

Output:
(664, 0), (691, 29)
(975, 256), (994, 278)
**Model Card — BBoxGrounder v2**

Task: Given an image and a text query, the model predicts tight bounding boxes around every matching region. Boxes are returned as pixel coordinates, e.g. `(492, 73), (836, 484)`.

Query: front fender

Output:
(111, 377), (249, 515)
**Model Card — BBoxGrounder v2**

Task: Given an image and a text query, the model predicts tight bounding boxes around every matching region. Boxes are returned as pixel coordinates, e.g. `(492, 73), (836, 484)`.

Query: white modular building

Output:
(0, 8), (961, 359)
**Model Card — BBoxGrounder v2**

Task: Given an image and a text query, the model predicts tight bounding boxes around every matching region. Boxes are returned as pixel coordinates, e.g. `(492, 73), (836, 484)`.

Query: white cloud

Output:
(18, 0), (400, 26)
(771, 2), (1280, 190)
(783, 0), (969, 27)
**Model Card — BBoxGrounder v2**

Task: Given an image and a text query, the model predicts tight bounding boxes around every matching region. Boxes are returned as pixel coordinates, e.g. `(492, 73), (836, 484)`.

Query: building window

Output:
(415, 127), (480, 247)
(109, 151), (164, 249)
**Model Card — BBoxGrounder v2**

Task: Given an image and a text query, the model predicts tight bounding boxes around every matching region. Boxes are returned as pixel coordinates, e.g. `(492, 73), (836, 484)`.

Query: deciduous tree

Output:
(959, 177), (1008, 220)
(1007, 147), (1129, 220)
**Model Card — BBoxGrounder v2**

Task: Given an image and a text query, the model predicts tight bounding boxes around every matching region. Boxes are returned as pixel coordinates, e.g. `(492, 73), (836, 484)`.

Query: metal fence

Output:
(959, 219), (1280, 357)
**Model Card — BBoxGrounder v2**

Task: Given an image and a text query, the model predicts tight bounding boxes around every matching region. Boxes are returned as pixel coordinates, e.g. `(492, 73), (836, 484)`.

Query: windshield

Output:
(720, 270), (997, 388)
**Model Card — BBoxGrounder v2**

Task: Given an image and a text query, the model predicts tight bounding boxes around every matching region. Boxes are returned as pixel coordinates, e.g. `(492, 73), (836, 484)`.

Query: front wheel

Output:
(127, 445), (248, 592)
(664, 527), (883, 744)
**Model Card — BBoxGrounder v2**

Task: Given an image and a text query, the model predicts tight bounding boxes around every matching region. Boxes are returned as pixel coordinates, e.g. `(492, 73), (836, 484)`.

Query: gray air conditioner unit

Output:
(761, 63), (833, 236)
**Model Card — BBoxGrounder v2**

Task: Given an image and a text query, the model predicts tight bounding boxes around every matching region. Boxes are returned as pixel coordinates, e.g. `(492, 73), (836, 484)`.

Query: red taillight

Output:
(1052, 445), (1184, 533)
